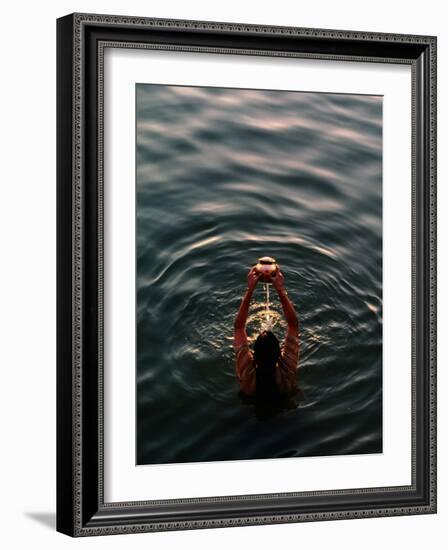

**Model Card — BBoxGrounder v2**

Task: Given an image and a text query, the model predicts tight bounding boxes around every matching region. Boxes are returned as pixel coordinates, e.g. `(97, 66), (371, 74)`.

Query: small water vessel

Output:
(255, 256), (278, 283)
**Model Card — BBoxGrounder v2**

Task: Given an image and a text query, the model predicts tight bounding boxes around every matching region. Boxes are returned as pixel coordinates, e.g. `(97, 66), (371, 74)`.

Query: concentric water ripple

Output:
(136, 84), (382, 464)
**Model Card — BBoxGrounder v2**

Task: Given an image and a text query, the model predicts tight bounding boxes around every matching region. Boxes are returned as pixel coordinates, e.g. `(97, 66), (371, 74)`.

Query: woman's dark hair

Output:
(254, 331), (282, 406)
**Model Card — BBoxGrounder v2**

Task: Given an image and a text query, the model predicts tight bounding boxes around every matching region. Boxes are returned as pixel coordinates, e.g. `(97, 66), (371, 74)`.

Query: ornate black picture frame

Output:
(57, 13), (437, 537)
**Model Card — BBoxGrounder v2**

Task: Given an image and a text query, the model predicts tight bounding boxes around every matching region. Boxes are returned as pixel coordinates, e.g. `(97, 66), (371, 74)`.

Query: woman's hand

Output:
(247, 267), (261, 291)
(270, 269), (285, 292)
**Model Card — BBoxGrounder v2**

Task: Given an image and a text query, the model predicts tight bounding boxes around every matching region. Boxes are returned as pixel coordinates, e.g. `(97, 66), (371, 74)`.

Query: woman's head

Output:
(254, 330), (282, 409)
(254, 331), (281, 370)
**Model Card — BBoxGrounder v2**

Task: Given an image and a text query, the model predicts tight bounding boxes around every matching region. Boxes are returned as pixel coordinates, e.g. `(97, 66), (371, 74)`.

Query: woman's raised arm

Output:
(234, 267), (260, 348)
(271, 270), (298, 330)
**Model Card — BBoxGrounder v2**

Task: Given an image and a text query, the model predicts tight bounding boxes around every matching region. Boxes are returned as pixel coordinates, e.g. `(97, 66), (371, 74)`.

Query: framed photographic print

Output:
(56, 13), (437, 536)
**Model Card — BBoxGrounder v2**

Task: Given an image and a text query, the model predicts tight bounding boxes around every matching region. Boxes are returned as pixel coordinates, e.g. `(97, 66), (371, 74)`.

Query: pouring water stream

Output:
(263, 282), (272, 330)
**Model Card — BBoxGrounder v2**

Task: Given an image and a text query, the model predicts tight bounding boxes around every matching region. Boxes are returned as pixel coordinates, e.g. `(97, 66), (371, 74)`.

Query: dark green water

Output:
(136, 84), (382, 465)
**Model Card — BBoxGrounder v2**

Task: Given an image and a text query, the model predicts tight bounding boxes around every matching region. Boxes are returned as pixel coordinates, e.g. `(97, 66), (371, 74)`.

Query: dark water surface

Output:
(136, 84), (382, 465)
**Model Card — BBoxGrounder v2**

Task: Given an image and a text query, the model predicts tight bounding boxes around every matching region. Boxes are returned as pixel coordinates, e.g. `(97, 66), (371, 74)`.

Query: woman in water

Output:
(233, 266), (300, 402)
